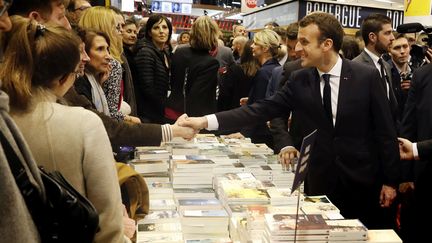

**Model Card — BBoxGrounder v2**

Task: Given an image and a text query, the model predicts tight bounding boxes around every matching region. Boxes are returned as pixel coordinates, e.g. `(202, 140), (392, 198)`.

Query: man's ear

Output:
(368, 32), (377, 44)
(28, 11), (43, 22)
(322, 38), (334, 52)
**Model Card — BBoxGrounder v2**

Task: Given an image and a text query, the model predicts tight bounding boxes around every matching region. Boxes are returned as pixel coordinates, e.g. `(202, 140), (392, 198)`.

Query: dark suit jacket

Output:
(418, 140), (432, 159)
(270, 59), (303, 152)
(400, 63), (432, 183)
(216, 59), (400, 197)
(399, 63), (432, 240)
(353, 50), (399, 124)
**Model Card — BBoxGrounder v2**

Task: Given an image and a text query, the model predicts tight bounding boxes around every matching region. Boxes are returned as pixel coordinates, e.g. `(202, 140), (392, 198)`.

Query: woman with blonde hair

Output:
(240, 29), (281, 148)
(79, 6), (140, 123)
(0, 16), (125, 243)
(165, 15), (220, 121)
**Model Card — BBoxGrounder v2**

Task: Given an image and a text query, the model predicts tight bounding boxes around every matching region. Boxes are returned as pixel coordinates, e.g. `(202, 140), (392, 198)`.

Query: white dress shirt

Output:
(364, 47), (390, 98)
(317, 56), (343, 126)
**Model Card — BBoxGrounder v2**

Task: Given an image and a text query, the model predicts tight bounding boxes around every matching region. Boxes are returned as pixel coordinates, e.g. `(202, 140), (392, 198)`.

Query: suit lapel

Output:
(334, 59), (352, 131)
(310, 68), (333, 128)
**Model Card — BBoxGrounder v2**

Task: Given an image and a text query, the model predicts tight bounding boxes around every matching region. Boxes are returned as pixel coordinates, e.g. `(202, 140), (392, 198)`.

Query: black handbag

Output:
(0, 131), (99, 243)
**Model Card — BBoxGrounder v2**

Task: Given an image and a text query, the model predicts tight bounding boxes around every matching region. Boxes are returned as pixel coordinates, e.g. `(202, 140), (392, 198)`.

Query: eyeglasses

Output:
(0, 0), (13, 17)
(115, 25), (122, 33)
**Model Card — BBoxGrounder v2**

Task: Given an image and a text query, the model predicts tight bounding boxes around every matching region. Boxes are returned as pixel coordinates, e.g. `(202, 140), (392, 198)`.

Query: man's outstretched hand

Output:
(178, 116), (208, 131)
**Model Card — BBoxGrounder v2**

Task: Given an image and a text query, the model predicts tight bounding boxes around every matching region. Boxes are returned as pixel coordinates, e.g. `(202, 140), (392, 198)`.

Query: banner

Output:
(241, 0), (265, 14)
(299, 1), (404, 30)
(242, 0), (299, 30)
(404, 0), (432, 25)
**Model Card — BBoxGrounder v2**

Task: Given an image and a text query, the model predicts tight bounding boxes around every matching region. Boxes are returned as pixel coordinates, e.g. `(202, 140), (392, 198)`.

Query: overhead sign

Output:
(151, 0), (192, 14)
(299, 1), (404, 30)
(243, 0), (299, 30)
(404, 0), (432, 26)
(241, 0), (265, 14)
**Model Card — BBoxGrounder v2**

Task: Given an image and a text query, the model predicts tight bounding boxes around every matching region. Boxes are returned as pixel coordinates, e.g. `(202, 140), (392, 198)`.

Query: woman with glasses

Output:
(1, 16), (125, 243)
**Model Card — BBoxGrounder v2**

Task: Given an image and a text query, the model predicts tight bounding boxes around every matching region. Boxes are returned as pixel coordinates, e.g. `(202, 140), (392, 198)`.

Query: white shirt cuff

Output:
(205, 114), (219, 131)
(412, 142), (420, 160)
(161, 124), (173, 142)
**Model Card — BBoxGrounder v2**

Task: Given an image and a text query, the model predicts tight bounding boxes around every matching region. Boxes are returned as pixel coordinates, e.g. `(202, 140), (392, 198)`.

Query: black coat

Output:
(166, 46), (219, 117)
(134, 39), (170, 123)
(217, 62), (252, 112)
(214, 59), (399, 226)
(400, 63), (432, 243)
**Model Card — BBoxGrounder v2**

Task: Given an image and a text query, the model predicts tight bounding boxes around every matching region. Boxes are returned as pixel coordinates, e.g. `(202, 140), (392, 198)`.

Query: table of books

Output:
(129, 134), (402, 243)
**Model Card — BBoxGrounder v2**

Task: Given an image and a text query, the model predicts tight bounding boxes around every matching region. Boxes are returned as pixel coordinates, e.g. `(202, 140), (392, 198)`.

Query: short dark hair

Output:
(360, 13), (392, 45)
(9, 0), (61, 18)
(394, 33), (407, 40)
(145, 14), (172, 43)
(124, 18), (137, 27)
(109, 5), (122, 15)
(298, 12), (344, 52)
(286, 22), (299, 40)
(273, 27), (287, 42)
(265, 21), (279, 28)
(341, 36), (360, 60)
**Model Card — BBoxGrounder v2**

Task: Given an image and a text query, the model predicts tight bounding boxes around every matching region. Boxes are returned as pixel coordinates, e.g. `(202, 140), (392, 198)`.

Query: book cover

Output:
(327, 219), (368, 240)
(265, 213), (330, 235)
(137, 222), (182, 232)
(291, 129), (318, 193)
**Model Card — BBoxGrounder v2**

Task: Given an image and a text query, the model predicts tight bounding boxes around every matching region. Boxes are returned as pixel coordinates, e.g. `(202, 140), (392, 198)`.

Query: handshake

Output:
(398, 137), (417, 160)
(170, 114), (209, 140)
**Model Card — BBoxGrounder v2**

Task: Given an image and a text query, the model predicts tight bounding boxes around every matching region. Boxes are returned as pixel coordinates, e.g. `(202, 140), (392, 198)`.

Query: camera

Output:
(397, 22), (432, 68)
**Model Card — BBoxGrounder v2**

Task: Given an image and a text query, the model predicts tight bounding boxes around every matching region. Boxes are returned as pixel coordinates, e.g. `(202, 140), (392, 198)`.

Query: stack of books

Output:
(177, 198), (229, 240)
(263, 213), (331, 242)
(326, 219), (368, 242)
(136, 210), (182, 243)
(171, 156), (217, 188)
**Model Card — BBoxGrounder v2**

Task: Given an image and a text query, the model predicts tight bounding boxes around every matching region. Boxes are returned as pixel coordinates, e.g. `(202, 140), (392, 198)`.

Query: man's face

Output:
(286, 38), (299, 60)
(0, 0), (12, 32)
(374, 23), (394, 54)
(389, 37), (410, 66)
(67, 0), (90, 24)
(405, 33), (416, 47)
(295, 24), (325, 68)
(37, 0), (71, 30)
(234, 26), (246, 37)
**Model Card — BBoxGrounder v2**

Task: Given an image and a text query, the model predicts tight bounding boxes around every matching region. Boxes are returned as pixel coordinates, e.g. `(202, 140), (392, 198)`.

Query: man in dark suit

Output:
(268, 22), (301, 153)
(387, 34), (412, 119)
(353, 13), (398, 123)
(399, 63), (432, 242)
(181, 12), (400, 229)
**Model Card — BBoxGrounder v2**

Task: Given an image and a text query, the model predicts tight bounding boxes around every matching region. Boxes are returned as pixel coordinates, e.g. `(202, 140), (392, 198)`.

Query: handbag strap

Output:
(0, 130), (39, 200)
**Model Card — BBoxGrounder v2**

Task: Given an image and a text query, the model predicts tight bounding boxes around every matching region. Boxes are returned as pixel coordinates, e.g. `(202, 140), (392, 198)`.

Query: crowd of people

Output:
(0, 0), (431, 242)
